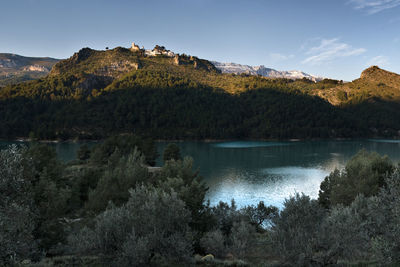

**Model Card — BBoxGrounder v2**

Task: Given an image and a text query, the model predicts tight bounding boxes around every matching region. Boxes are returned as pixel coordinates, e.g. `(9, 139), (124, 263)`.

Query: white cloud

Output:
(349, 0), (400, 14)
(367, 55), (390, 67)
(269, 53), (294, 62)
(302, 38), (366, 65)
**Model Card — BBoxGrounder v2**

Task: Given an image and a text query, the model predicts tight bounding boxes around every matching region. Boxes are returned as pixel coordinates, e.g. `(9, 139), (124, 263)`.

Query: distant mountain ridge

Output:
(212, 61), (323, 82)
(0, 53), (60, 86)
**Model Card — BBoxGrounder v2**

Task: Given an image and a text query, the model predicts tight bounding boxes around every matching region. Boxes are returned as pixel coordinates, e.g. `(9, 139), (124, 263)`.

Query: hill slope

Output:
(0, 54), (60, 86)
(313, 66), (400, 105)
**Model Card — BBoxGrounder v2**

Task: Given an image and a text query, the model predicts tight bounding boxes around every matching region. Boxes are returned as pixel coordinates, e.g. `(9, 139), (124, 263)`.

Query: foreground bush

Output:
(69, 185), (193, 266)
(371, 168), (400, 263)
(271, 193), (326, 265)
(0, 145), (38, 264)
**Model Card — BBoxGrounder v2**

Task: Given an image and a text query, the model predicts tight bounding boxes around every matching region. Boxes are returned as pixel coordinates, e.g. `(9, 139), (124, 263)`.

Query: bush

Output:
(90, 135), (157, 166)
(86, 148), (151, 212)
(242, 201), (278, 229)
(230, 221), (256, 259)
(156, 157), (209, 234)
(70, 185), (193, 266)
(316, 195), (378, 264)
(371, 168), (400, 263)
(77, 144), (91, 161)
(163, 143), (181, 162)
(200, 229), (226, 258)
(271, 193), (326, 265)
(319, 149), (394, 208)
(0, 145), (38, 264)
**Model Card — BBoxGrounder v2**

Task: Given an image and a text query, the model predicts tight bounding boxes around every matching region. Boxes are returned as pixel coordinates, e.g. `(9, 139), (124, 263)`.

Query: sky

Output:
(1, 0), (400, 80)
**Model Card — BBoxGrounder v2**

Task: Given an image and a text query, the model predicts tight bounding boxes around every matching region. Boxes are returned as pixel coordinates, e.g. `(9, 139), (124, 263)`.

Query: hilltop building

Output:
(144, 45), (175, 57)
(131, 42), (141, 52)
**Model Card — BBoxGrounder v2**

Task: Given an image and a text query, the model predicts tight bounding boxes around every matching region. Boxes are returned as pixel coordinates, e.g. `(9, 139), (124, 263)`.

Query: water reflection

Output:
(157, 139), (400, 208)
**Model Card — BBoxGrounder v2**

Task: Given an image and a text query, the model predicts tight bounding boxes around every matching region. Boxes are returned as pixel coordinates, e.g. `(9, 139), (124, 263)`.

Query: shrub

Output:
(200, 229), (226, 258)
(77, 144), (91, 161)
(242, 201), (278, 229)
(371, 168), (400, 263)
(86, 148), (151, 212)
(316, 195), (378, 264)
(90, 135), (157, 166)
(271, 193), (326, 265)
(70, 185), (193, 266)
(230, 221), (256, 259)
(319, 149), (394, 208)
(163, 143), (181, 162)
(0, 145), (38, 264)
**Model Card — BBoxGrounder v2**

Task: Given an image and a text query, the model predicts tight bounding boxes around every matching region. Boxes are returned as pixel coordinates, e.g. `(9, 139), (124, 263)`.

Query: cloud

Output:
(302, 38), (366, 65)
(349, 0), (400, 14)
(367, 55), (390, 67)
(269, 53), (294, 62)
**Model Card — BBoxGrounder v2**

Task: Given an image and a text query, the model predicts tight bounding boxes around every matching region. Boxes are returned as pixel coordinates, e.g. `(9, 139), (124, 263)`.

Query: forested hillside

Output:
(1, 46), (399, 140)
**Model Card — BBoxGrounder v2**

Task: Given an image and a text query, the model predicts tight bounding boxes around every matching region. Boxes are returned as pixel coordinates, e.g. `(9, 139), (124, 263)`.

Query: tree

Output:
(200, 229), (226, 258)
(242, 201), (278, 229)
(371, 167), (400, 263)
(77, 144), (91, 161)
(90, 135), (158, 166)
(271, 193), (326, 265)
(0, 145), (38, 264)
(69, 185), (193, 266)
(319, 149), (394, 208)
(163, 143), (181, 162)
(86, 148), (151, 212)
(230, 220), (256, 259)
(316, 195), (378, 264)
(23, 144), (70, 251)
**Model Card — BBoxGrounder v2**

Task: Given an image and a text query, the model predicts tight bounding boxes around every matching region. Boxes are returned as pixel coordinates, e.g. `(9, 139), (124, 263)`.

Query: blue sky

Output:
(1, 0), (399, 80)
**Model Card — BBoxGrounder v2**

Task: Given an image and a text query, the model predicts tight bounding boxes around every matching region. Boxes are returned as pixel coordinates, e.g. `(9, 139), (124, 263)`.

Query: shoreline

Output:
(1, 136), (400, 144)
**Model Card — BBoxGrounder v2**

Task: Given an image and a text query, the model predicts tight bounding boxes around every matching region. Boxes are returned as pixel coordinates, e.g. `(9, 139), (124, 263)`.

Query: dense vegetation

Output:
(1, 47), (399, 140)
(1, 136), (399, 266)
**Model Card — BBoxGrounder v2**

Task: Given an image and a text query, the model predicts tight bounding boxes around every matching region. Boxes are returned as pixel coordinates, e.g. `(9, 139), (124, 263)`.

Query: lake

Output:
(2, 139), (400, 208)
(156, 140), (400, 208)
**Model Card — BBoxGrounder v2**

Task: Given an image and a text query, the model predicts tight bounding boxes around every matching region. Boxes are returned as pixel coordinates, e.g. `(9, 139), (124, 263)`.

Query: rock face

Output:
(48, 47), (143, 92)
(22, 65), (49, 72)
(212, 61), (323, 81)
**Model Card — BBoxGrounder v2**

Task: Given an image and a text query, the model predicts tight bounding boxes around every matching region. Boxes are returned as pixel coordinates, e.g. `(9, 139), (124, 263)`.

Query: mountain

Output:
(0, 44), (399, 140)
(212, 61), (323, 82)
(312, 66), (400, 105)
(0, 53), (60, 86)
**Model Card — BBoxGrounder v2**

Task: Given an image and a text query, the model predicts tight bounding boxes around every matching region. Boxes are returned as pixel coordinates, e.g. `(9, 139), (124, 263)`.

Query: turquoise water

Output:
(156, 140), (400, 208)
(2, 139), (400, 208)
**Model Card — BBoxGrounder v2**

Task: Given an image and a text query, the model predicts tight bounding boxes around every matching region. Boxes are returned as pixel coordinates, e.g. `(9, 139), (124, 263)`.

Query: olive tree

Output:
(271, 193), (326, 265)
(70, 185), (193, 266)
(0, 145), (38, 264)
